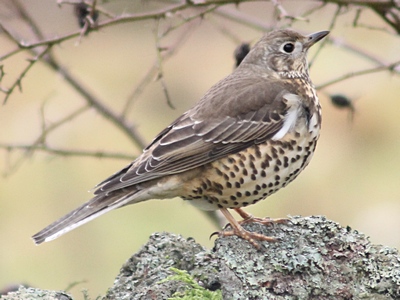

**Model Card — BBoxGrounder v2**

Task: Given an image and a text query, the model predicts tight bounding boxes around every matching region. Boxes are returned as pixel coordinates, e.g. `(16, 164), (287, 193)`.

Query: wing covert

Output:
(96, 76), (295, 194)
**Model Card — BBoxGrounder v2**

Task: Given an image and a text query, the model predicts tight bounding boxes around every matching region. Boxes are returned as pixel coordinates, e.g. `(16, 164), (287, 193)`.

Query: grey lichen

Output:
(3, 216), (400, 300)
(0, 286), (72, 300)
(104, 232), (220, 300)
(215, 215), (400, 299)
(104, 216), (400, 299)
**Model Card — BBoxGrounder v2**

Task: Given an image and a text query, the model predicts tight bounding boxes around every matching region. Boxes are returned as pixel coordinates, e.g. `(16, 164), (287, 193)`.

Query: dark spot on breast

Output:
(249, 161), (255, 170)
(260, 170), (266, 177)
(236, 191), (242, 198)
(283, 157), (289, 168)
(235, 182), (241, 188)
(230, 195), (237, 201)
(233, 165), (239, 172)
(215, 169), (223, 176)
(233, 201), (239, 206)
(242, 169), (248, 176)
(245, 191), (251, 197)
(261, 183), (267, 189)
(255, 184), (261, 191)
(275, 175), (280, 181)
(217, 204), (223, 208)
(274, 166), (280, 172)
(239, 177), (244, 184)
(255, 147), (262, 158)
(251, 174), (257, 181)
(303, 105), (311, 123)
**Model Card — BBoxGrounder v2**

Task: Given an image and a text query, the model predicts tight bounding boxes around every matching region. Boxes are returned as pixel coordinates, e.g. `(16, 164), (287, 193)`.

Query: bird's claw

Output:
(239, 216), (289, 226)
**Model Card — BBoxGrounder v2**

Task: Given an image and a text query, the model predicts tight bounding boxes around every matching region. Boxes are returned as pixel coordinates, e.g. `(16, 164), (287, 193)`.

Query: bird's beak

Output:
(304, 31), (329, 48)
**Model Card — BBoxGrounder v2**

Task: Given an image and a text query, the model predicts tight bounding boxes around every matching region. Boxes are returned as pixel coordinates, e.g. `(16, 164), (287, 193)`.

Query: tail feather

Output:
(32, 190), (140, 244)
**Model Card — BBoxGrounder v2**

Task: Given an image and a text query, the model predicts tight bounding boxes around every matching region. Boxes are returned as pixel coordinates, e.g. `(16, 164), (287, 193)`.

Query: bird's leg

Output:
(234, 208), (288, 226)
(218, 208), (278, 249)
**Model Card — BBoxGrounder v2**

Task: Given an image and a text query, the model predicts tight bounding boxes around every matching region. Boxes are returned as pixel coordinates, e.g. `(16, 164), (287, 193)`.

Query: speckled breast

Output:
(183, 129), (319, 211)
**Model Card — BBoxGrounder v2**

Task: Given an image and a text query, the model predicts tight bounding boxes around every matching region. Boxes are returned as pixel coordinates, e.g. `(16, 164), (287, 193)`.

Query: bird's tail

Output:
(32, 189), (140, 244)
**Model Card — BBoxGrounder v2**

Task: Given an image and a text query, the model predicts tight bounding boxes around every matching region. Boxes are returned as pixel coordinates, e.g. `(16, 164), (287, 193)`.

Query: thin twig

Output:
(2, 46), (51, 104)
(154, 18), (176, 110)
(317, 60), (400, 89)
(0, 143), (134, 160)
(4, 105), (91, 174)
(121, 18), (198, 117)
(309, 4), (342, 68)
(44, 56), (148, 149)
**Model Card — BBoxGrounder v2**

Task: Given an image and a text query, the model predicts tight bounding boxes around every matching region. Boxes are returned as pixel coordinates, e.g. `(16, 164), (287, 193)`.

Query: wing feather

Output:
(96, 76), (296, 194)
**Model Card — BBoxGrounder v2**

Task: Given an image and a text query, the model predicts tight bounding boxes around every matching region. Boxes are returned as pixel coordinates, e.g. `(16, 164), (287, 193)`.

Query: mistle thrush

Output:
(32, 29), (329, 248)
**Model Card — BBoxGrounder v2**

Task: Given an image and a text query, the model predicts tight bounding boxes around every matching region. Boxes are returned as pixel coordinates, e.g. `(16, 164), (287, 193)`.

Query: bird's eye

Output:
(283, 43), (295, 53)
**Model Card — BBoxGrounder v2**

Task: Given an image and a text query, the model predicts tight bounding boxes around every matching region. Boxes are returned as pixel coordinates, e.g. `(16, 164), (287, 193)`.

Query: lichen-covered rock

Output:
(5, 216), (400, 299)
(105, 216), (400, 300)
(104, 232), (220, 300)
(215, 215), (400, 299)
(0, 286), (72, 300)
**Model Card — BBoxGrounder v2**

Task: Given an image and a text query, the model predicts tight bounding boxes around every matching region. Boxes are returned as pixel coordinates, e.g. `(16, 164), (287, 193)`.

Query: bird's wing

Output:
(95, 76), (299, 194)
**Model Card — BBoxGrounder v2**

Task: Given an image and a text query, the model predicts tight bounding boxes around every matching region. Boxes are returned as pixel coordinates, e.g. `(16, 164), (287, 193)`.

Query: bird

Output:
(32, 29), (329, 248)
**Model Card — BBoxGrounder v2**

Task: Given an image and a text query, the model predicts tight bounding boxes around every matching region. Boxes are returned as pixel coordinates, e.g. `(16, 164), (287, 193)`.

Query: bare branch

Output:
(0, 143), (133, 161)
(44, 56), (148, 149)
(154, 18), (176, 110)
(317, 60), (400, 89)
(2, 46), (51, 104)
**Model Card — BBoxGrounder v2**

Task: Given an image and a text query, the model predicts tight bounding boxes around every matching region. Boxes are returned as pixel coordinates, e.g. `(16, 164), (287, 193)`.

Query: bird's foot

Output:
(239, 215), (288, 226)
(234, 207), (288, 226)
(218, 226), (278, 249)
(215, 208), (282, 249)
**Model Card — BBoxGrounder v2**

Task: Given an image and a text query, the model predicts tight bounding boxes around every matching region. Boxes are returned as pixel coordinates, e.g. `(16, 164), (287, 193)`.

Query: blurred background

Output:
(0, 0), (399, 298)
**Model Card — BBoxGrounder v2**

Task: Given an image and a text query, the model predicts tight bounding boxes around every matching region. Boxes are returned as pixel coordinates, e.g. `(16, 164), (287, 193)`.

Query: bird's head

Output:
(241, 29), (329, 79)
